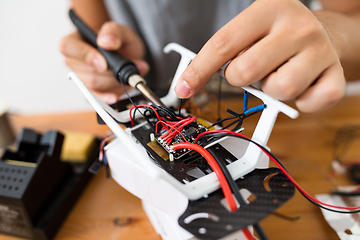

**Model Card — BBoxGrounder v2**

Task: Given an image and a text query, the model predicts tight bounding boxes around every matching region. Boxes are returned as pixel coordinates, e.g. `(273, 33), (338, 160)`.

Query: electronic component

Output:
(70, 42), (300, 240)
(154, 119), (208, 160)
(133, 121), (238, 184)
(0, 128), (99, 240)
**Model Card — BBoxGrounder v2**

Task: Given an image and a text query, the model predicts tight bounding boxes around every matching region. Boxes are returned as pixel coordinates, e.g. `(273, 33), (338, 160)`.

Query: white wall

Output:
(0, 1), (93, 114)
(0, 0), (359, 115)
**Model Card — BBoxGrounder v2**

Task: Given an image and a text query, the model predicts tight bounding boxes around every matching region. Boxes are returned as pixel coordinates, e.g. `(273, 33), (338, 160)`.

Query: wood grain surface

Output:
(3, 95), (360, 240)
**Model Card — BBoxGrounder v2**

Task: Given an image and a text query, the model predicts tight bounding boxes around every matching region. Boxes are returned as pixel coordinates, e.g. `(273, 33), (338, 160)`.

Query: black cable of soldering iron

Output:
(202, 133), (360, 214)
(206, 147), (269, 240)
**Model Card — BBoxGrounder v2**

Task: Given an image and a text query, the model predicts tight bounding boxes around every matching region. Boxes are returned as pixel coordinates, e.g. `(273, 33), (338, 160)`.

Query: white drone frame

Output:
(69, 43), (298, 240)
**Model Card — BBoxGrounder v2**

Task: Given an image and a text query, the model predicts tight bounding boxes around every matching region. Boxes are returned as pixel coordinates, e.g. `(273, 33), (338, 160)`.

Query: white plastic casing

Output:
(69, 43), (298, 240)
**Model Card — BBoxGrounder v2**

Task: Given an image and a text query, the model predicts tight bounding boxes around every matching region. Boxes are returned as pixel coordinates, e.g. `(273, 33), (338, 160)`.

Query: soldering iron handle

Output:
(69, 9), (139, 85)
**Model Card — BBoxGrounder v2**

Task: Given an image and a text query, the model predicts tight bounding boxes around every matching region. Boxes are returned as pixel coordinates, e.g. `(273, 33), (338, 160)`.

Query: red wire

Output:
(160, 118), (193, 139)
(99, 135), (115, 161)
(242, 228), (256, 240)
(129, 104), (167, 129)
(129, 107), (136, 126)
(173, 142), (254, 240)
(158, 120), (189, 143)
(197, 129), (360, 211)
(162, 117), (196, 143)
(173, 142), (237, 211)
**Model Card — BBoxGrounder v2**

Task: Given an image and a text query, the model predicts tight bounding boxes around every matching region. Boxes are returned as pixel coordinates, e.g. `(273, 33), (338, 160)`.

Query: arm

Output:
(175, 0), (360, 112)
(316, 0), (360, 80)
(71, 0), (109, 31)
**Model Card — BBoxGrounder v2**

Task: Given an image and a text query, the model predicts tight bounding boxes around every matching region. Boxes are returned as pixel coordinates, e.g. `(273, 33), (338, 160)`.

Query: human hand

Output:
(174, 0), (346, 112)
(59, 22), (149, 104)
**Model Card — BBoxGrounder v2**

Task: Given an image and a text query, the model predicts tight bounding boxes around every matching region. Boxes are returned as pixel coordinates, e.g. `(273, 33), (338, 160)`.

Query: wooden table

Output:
(3, 95), (360, 240)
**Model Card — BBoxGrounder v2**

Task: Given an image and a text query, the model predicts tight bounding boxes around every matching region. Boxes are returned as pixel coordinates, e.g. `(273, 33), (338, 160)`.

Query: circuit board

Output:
(131, 122), (237, 183)
(154, 120), (208, 160)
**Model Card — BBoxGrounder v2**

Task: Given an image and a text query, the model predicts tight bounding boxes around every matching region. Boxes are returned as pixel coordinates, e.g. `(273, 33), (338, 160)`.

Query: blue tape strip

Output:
(244, 104), (266, 115)
(243, 91), (249, 111)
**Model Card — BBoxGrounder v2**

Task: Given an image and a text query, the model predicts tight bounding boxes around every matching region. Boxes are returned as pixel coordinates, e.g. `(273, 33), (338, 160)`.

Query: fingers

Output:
(132, 59), (150, 77)
(175, 1), (273, 98)
(260, 44), (336, 101)
(224, 33), (300, 87)
(66, 57), (149, 93)
(295, 64), (345, 112)
(59, 32), (108, 72)
(76, 69), (119, 92)
(174, 0), (345, 112)
(59, 21), (149, 103)
(92, 92), (120, 105)
(59, 22), (147, 74)
(97, 22), (144, 59)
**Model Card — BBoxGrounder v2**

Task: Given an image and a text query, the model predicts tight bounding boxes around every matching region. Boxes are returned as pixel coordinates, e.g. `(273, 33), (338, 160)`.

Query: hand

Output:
(59, 21), (149, 104)
(175, 0), (346, 112)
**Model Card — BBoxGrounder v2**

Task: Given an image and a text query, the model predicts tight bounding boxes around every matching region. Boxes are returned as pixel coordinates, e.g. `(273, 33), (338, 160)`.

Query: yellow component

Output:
(196, 118), (215, 130)
(4, 160), (37, 167)
(60, 131), (96, 163)
(147, 140), (169, 161)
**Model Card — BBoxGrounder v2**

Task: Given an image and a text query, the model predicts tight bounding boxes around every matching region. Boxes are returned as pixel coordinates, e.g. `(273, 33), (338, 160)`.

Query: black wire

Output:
(102, 151), (111, 178)
(206, 147), (268, 240)
(120, 80), (145, 119)
(120, 81), (158, 132)
(206, 148), (246, 205)
(201, 132), (360, 214)
(232, 118), (244, 132)
(222, 118), (241, 130)
(120, 81), (179, 131)
(129, 105), (161, 132)
(332, 190), (360, 196)
(217, 76), (223, 126)
(226, 110), (261, 131)
(212, 115), (238, 127)
(212, 107), (263, 131)
(156, 106), (181, 121)
(131, 105), (156, 130)
(179, 99), (183, 116)
(253, 223), (268, 240)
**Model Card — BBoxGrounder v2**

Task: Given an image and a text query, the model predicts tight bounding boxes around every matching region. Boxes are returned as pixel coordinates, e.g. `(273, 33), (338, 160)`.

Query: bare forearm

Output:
(71, 0), (109, 31)
(316, 1), (360, 80)
(315, 10), (360, 80)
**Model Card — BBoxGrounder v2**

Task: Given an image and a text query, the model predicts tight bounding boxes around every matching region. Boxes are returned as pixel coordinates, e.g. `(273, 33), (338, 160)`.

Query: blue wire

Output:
(102, 150), (111, 178)
(103, 152), (108, 165)
(243, 91), (248, 111)
(244, 104), (266, 116)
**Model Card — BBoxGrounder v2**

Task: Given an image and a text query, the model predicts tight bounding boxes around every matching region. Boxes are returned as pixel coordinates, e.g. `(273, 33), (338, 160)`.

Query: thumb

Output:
(97, 22), (122, 50)
(97, 21), (144, 59)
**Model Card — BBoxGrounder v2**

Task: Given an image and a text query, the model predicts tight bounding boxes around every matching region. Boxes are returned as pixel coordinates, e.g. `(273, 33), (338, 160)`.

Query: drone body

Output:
(69, 43), (298, 240)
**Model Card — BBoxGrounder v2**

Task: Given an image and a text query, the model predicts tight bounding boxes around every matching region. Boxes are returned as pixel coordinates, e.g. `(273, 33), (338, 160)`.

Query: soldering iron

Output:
(69, 9), (165, 107)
